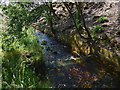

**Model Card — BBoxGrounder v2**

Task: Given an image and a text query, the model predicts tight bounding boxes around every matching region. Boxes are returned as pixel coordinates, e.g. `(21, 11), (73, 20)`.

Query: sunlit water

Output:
(36, 31), (119, 88)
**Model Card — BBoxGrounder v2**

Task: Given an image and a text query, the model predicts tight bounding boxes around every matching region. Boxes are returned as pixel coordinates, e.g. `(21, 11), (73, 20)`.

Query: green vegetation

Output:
(91, 26), (104, 40)
(1, 2), (120, 89)
(93, 26), (104, 34)
(2, 27), (51, 89)
(98, 16), (109, 23)
(1, 3), (51, 89)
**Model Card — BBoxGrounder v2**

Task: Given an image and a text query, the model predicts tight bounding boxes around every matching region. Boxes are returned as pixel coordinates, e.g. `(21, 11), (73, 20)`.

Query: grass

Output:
(1, 27), (51, 89)
(93, 26), (104, 34)
(0, 30), (2, 90)
(91, 26), (104, 40)
(98, 16), (109, 23)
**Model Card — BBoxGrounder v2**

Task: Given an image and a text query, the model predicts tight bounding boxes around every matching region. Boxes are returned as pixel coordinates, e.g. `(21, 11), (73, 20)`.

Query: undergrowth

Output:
(1, 27), (51, 89)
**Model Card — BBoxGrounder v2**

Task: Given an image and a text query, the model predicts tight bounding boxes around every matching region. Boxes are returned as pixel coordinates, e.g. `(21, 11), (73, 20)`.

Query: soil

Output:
(52, 2), (120, 57)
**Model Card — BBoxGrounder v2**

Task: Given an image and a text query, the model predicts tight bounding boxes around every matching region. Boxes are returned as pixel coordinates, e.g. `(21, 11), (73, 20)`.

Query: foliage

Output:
(2, 50), (38, 88)
(98, 16), (109, 23)
(1, 2), (51, 88)
(1, 2), (48, 37)
(91, 26), (104, 41)
(93, 26), (104, 34)
(1, 2), (119, 89)
(2, 27), (51, 89)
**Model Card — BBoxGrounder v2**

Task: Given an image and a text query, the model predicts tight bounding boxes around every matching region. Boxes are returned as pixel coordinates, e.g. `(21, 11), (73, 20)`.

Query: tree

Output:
(63, 2), (96, 54)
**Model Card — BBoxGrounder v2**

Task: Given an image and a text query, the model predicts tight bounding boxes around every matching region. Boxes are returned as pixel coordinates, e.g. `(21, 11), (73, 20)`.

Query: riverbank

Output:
(36, 30), (120, 88)
(33, 2), (120, 67)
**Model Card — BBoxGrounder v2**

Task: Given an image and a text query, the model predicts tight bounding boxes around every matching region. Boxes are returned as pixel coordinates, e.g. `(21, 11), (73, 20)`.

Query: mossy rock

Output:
(41, 40), (47, 45)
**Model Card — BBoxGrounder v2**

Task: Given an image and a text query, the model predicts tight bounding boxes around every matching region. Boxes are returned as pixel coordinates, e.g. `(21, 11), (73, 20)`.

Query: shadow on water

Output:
(30, 60), (47, 80)
(36, 31), (120, 88)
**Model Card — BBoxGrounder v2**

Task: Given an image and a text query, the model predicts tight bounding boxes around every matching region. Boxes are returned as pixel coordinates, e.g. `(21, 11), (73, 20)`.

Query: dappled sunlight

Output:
(45, 55), (119, 88)
(1, 2), (120, 89)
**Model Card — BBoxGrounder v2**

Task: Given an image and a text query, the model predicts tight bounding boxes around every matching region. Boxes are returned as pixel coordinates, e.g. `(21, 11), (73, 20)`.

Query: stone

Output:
(53, 51), (58, 55)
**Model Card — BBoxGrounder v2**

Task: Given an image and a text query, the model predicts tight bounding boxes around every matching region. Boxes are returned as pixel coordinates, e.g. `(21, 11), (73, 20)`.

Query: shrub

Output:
(2, 27), (51, 89)
(1, 2), (51, 88)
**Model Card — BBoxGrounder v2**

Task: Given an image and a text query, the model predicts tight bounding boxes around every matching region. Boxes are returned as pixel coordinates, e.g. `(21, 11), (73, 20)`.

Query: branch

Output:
(45, 2), (60, 20)
(63, 3), (89, 40)
(76, 2), (92, 40)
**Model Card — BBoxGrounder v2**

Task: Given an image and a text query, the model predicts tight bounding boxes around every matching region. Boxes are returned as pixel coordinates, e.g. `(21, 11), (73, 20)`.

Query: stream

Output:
(36, 31), (119, 88)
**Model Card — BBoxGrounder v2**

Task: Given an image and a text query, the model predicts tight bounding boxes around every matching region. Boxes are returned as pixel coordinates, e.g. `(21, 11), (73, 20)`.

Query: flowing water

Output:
(36, 31), (119, 88)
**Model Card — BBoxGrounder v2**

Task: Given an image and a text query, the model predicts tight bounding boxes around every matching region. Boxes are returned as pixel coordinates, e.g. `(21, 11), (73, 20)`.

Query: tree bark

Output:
(63, 3), (89, 40)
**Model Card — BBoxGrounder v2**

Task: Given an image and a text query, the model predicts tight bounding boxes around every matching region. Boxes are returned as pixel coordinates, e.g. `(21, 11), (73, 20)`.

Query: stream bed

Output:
(36, 31), (119, 88)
